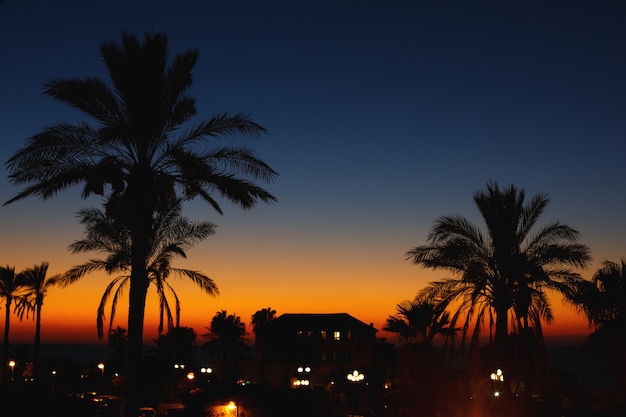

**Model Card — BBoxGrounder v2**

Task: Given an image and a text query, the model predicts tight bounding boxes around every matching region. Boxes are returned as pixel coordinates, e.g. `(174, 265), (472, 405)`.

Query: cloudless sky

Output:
(1, 1), (625, 345)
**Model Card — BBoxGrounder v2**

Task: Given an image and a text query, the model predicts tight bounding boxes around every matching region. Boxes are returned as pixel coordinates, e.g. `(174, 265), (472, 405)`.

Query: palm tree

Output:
(251, 307), (276, 384)
(575, 259), (626, 390)
(406, 182), (591, 388)
(5, 31), (276, 417)
(15, 262), (59, 379)
(202, 310), (248, 386)
(0, 265), (26, 383)
(384, 298), (457, 347)
(251, 307), (276, 342)
(108, 326), (128, 376)
(61, 200), (219, 339)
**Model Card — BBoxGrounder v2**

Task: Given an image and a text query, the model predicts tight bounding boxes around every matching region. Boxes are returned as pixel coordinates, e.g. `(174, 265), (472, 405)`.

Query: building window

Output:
(320, 330), (327, 340)
(333, 331), (341, 341)
(346, 331), (352, 341)
(307, 330), (314, 338)
(297, 330), (303, 338)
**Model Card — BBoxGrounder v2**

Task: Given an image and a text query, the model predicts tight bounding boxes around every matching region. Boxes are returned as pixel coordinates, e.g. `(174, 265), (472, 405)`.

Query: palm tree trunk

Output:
(2, 298), (11, 384)
(494, 306), (509, 366)
(33, 301), (42, 379)
(122, 212), (152, 417)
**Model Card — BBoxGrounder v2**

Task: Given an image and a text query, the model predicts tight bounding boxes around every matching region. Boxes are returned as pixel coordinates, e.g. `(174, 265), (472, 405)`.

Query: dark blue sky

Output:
(1, 1), (625, 341)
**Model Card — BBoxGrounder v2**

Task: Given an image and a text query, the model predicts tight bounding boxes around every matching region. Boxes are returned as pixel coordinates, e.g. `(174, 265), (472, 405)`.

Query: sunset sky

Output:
(1, 1), (625, 346)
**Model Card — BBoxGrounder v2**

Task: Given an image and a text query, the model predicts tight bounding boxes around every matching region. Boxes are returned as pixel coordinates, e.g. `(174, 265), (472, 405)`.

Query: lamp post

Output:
(490, 368), (504, 397)
(346, 369), (365, 415)
(8, 360), (15, 382)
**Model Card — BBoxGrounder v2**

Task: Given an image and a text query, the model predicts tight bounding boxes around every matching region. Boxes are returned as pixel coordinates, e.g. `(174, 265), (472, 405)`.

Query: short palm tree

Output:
(384, 298), (457, 347)
(0, 265), (27, 383)
(251, 307), (276, 383)
(15, 262), (59, 379)
(108, 326), (128, 375)
(575, 260), (626, 389)
(202, 310), (248, 385)
(5, 32), (277, 417)
(61, 201), (219, 339)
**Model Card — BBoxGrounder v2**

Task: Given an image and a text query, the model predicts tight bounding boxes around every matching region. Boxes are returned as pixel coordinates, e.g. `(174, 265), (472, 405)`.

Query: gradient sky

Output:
(1, 1), (625, 346)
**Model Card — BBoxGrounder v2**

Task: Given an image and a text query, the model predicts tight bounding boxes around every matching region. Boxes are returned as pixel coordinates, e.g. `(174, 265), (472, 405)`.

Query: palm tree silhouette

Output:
(108, 326), (128, 376)
(0, 265), (26, 383)
(384, 299), (457, 347)
(251, 307), (276, 384)
(575, 259), (626, 391)
(15, 262), (59, 379)
(202, 310), (248, 386)
(61, 200), (219, 339)
(407, 182), (591, 388)
(5, 31), (276, 417)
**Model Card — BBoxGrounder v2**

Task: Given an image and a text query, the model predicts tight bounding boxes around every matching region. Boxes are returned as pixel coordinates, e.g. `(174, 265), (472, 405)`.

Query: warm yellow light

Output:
(8, 360), (15, 368)
(347, 370), (364, 382)
(186, 372), (195, 380)
(227, 401), (237, 411)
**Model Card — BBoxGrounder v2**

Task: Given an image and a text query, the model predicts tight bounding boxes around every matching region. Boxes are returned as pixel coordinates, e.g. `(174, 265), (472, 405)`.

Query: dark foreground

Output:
(0, 380), (623, 417)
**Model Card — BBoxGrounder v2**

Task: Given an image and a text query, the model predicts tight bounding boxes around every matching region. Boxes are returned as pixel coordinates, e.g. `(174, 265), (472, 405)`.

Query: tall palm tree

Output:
(0, 265), (26, 383)
(5, 32), (277, 416)
(15, 262), (59, 379)
(61, 201), (219, 339)
(406, 183), (590, 366)
(202, 310), (248, 385)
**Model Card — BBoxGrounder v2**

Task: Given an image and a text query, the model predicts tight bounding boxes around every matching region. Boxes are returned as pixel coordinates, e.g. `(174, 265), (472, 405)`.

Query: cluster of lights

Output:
(293, 365), (312, 387)
(490, 368), (504, 382)
(490, 368), (504, 397)
(347, 369), (365, 382)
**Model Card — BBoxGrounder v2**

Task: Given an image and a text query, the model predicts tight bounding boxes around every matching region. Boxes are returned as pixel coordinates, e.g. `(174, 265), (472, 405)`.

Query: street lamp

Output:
(98, 362), (105, 377)
(490, 368), (504, 397)
(8, 360), (15, 381)
(347, 369), (364, 383)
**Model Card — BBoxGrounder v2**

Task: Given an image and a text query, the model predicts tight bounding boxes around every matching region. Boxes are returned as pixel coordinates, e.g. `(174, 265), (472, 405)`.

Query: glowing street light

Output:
(8, 360), (15, 381)
(98, 362), (105, 377)
(490, 368), (504, 397)
(347, 369), (365, 383)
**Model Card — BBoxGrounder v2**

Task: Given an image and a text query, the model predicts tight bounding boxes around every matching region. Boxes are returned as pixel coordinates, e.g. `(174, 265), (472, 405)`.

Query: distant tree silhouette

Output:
(407, 182), (591, 393)
(251, 307), (276, 384)
(5, 31), (277, 417)
(384, 298), (458, 347)
(575, 259), (626, 390)
(0, 265), (26, 383)
(108, 326), (128, 375)
(61, 200), (219, 339)
(15, 262), (59, 379)
(202, 310), (248, 386)
(151, 326), (197, 367)
(147, 326), (198, 400)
